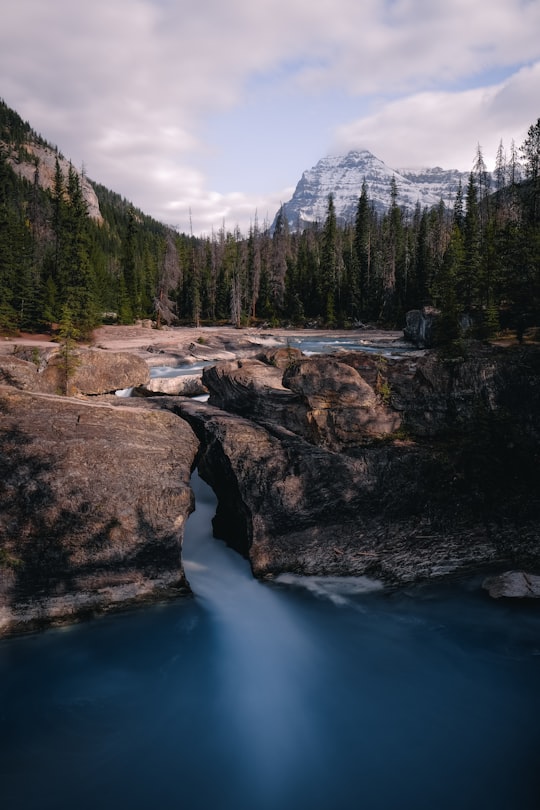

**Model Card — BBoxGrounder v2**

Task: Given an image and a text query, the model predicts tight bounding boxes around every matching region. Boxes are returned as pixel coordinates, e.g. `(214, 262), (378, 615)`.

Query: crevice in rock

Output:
(179, 407), (253, 560)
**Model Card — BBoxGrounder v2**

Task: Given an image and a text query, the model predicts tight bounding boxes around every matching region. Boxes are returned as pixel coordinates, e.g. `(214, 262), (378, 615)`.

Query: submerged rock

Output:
(0, 386), (198, 637)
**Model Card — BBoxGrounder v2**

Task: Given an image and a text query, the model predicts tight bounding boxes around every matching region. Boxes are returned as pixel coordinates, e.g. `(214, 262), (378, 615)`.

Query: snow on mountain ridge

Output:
(279, 150), (469, 230)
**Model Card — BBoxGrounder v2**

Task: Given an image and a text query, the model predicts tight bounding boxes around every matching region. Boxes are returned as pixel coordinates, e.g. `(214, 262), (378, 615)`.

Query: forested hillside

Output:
(1, 98), (539, 341)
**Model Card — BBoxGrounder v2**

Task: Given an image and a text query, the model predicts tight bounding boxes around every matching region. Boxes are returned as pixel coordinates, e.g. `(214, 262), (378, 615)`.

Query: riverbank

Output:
(0, 323), (406, 357)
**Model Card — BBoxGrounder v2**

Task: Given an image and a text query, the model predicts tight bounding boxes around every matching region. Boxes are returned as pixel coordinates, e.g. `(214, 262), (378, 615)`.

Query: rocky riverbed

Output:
(1, 324), (539, 636)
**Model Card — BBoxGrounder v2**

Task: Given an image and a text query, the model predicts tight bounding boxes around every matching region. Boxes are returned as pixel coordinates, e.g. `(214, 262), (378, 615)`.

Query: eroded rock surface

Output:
(135, 373), (207, 397)
(203, 353), (400, 450)
(0, 348), (150, 396)
(282, 356), (401, 448)
(170, 398), (537, 584)
(0, 387), (198, 637)
(482, 571), (540, 598)
(178, 343), (540, 584)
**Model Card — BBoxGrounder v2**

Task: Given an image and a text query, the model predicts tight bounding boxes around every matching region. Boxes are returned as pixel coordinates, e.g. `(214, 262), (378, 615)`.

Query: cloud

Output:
(333, 61), (540, 171)
(1, 0), (540, 234)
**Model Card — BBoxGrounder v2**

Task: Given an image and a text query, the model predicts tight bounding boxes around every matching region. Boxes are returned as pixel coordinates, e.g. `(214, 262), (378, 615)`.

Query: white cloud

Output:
(333, 62), (540, 170)
(1, 0), (540, 234)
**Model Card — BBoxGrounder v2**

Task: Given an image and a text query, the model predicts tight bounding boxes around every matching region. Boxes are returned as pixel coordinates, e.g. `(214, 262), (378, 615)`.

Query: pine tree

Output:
(453, 180), (464, 230)
(473, 143), (491, 232)
(494, 139), (507, 192)
(271, 206), (290, 315)
(354, 180), (372, 317)
(460, 173), (481, 312)
(57, 302), (81, 395)
(121, 208), (139, 320)
(434, 225), (464, 351)
(321, 194), (338, 324)
(247, 218), (262, 321)
(521, 117), (540, 223)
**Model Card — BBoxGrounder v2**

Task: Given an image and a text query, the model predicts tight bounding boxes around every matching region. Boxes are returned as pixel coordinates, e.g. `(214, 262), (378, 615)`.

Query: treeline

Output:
(1, 97), (539, 340)
(174, 127), (540, 339)
(0, 98), (169, 336)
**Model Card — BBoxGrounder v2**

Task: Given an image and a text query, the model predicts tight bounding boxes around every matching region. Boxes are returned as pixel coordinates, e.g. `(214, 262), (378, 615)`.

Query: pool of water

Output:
(1, 473), (539, 810)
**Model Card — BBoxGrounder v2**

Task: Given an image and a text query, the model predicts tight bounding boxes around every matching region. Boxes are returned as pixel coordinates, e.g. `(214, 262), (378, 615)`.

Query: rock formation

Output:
(6, 141), (103, 222)
(403, 307), (440, 348)
(1, 348), (150, 396)
(202, 351), (400, 450)
(175, 342), (540, 583)
(173, 397), (535, 583)
(134, 373), (207, 397)
(2, 331), (539, 638)
(0, 386), (198, 637)
(483, 571), (540, 599)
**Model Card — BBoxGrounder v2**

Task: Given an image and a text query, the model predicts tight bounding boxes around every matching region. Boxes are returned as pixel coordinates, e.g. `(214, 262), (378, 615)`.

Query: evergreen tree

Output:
(521, 117), (540, 222)
(57, 302), (81, 395)
(453, 180), (464, 230)
(434, 225), (464, 350)
(321, 194), (338, 324)
(494, 139), (507, 192)
(460, 173), (481, 312)
(247, 217), (262, 320)
(270, 206), (290, 315)
(354, 180), (372, 317)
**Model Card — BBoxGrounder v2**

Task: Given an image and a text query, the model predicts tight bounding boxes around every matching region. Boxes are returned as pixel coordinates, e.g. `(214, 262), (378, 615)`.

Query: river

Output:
(1, 471), (539, 809)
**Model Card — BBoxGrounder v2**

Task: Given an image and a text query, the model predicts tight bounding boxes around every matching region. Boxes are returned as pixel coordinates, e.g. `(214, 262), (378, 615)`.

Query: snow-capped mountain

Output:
(278, 150), (469, 229)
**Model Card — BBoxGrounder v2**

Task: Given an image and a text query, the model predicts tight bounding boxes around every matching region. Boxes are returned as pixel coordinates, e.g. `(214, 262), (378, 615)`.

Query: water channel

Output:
(1, 471), (539, 809)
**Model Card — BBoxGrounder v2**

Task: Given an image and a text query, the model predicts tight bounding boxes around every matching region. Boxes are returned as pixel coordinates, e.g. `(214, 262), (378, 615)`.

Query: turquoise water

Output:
(1, 473), (539, 810)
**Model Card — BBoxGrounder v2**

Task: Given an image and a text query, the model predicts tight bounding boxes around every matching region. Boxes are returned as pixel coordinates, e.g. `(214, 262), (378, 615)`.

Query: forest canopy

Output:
(1, 98), (539, 343)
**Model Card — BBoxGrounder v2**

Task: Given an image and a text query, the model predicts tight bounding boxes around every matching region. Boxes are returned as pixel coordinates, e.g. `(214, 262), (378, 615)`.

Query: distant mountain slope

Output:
(279, 150), (470, 229)
(0, 100), (102, 222)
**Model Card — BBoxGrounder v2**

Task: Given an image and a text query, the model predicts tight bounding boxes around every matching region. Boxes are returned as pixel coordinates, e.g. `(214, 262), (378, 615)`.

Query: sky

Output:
(1, 0), (539, 236)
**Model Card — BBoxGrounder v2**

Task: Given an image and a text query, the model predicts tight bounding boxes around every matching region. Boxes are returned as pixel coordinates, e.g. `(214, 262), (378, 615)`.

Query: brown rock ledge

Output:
(0, 387), (198, 637)
(170, 398), (539, 584)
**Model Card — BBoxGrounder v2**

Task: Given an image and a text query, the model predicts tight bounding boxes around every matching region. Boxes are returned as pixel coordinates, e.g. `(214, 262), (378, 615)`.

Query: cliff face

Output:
(6, 141), (103, 222)
(0, 387), (198, 637)
(175, 343), (540, 584)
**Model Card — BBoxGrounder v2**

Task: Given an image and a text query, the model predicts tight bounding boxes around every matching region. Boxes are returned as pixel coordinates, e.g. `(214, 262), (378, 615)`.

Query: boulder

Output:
(41, 349), (150, 395)
(404, 307), (440, 348)
(259, 346), (304, 369)
(135, 373), (208, 397)
(1, 348), (150, 396)
(0, 355), (41, 391)
(482, 571), (540, 599)
(282, 356), (401, 448)
(0, 386), (198, 637)
(203, 354), (401, 450)
(187, 341), (236, 362)
(203, 359), (299, 424)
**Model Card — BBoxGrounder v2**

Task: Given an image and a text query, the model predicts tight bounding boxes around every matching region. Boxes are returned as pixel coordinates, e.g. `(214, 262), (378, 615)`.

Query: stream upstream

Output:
(1, 472), (539, 809)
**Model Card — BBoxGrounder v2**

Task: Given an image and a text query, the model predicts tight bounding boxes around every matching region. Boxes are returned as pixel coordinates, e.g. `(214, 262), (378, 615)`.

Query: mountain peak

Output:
(279, 151), (468, 229)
